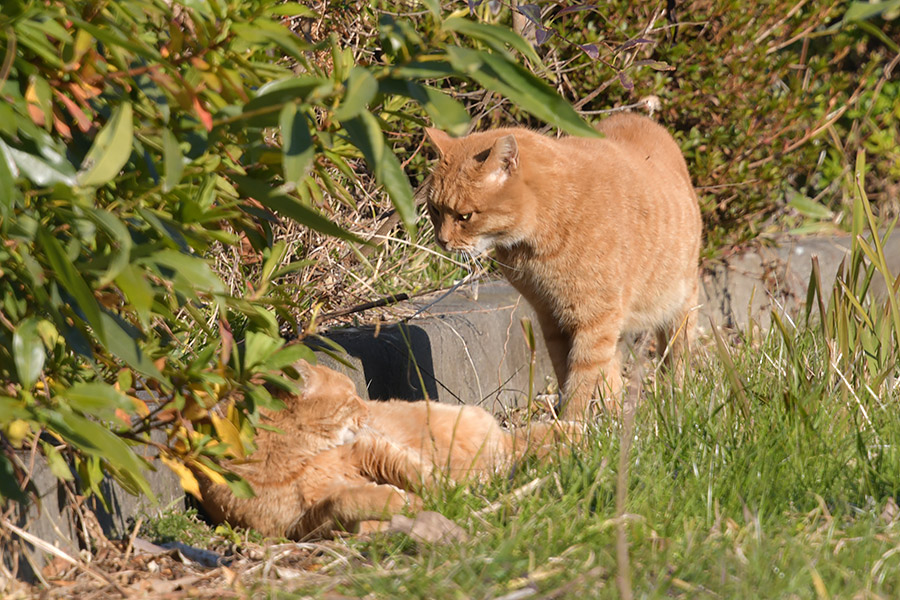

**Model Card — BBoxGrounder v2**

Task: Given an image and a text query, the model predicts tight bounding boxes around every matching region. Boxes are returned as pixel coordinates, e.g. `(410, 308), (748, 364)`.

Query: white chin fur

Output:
(472, 236), (496, 255)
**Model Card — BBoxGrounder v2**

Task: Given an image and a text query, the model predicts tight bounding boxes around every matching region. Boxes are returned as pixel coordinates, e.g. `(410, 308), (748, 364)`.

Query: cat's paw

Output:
(404, 491), (425, 512)
(384, 484), (424, 513)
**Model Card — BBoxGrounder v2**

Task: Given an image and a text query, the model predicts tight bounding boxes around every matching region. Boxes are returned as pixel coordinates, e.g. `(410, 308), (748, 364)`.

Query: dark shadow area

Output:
(313, 323), (439, 401)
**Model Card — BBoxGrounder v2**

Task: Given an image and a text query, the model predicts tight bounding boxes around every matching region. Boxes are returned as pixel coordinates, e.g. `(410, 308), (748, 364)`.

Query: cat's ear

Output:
(291, 359), (314, 386)
(425, 127), (454, 157)
(485, 134), (519, 174)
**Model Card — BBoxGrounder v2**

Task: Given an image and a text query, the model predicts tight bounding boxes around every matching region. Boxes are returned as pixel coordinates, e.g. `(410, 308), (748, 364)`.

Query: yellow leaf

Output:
(183, 395), (209, 421)
(128, 396), (150, 418)
(159, 454), (202, 499)
(211, 411), (245, 459)
(189, 458), (227, 486)
(5, 420), (30, 448)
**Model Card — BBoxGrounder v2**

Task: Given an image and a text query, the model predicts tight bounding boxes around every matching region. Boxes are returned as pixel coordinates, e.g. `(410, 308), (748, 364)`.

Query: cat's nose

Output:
(434, 233), (449, 250)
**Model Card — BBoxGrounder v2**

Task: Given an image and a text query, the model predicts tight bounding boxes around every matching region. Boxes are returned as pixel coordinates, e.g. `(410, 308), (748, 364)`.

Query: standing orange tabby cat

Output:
(424, 112), (701, 417)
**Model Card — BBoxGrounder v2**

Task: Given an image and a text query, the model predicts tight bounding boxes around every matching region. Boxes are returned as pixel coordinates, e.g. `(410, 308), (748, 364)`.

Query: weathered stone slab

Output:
(312, 282), (556, 413)
(699, 233), (900, 331)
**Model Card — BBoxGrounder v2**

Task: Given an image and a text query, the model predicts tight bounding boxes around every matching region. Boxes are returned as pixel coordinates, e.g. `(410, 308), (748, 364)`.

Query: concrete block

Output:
(313, 282), (556, 413)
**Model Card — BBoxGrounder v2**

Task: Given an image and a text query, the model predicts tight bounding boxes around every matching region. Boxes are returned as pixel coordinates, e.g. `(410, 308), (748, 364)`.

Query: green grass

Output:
(261, 323), (900, 599)
(137, 507), (219, 549)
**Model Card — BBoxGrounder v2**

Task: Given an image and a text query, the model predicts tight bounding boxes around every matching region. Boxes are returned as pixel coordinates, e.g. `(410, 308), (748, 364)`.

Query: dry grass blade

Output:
(614, 344), (646, 600)
(709, 318), (751, 418)
(474, 477), (547, 518)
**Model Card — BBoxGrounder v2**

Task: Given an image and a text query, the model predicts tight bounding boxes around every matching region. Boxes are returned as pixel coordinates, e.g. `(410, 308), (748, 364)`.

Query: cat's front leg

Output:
(288, 482), (423, 540)
(562, 322), (623, 418)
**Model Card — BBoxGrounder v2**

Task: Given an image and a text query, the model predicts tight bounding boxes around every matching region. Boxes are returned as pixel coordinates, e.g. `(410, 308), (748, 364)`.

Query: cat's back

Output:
(589, 112), (693, 190)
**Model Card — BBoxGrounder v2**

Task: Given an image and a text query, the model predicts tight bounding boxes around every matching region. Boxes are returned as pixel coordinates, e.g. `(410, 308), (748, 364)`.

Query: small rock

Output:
(881, 497), (898, 525)
(388, 511), (468, 544)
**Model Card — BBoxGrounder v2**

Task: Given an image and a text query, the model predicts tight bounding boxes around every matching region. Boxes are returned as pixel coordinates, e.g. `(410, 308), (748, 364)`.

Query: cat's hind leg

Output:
(656, 279), (699, 379)
(350, 432), (435, 490)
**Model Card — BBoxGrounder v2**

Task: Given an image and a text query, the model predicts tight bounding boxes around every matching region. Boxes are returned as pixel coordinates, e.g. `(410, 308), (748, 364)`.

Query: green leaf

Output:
(392, 60), (457, 80)
(0, 454), (28, 504)
(244, 76), (334, 115)
(47, 410), (154, 500)
(13, 318), (45, 389)
(85, 207), (133, 287)
(0, 397), (28, 424)
(342, 111), (417, 232)
(231, 174), (365, 243)
(98, 311), (166, 383)
(405, 82), (470, 136)
(78, 102), (134, 187)
(259, 240), (288, 290)
(148, 249), (225, 295)
(223, 470), (256, 499)
(443, 17), (545, 68)
(261, 343), (315, 371)
(0, 140), (18, 215)
(264, 2), (316, 17)
(334, 66), (378, 121)
(788, 194), (834, 220)
(37, 227), (106, 345)
(68, 18), (161, 61)
(162, 129), (184, 192)
(42, 442), (75, 481)
(446, 46), (599, 138)
(279, 103), (315, 184)
(420, 0), (441, 17)
(3, 143), (76, 187)
(63, 382), (133, 421)
(844, 0), (900, 23)
(244, 330), (285, 371)
(115, 264), (154, 325)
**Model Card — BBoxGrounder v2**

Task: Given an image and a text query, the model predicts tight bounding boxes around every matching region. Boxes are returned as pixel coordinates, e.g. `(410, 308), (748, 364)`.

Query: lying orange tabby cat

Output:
(195, 360), (575, 540)
(424, 112), (702, 417)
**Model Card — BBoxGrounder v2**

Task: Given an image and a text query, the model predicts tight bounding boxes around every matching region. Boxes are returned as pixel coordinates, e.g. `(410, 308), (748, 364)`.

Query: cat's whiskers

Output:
(486, 254), (523, 273)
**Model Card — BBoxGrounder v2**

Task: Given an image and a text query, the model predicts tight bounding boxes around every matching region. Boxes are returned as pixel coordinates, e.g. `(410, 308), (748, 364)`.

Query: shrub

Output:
(0, 0), (594, 506)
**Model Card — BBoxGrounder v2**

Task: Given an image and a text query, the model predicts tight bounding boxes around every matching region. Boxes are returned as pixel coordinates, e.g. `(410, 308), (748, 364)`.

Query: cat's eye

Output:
(458, 212), (472, 222)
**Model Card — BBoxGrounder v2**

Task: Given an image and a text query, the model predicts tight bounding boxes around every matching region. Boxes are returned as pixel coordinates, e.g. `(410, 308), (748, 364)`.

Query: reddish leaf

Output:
(517, 4), (542, 25)
(193, 95), (213, 131)
(558, 4), (597, 15)
(580, 44), (599, 59)
(52, 110), (73, 139)
(618, 37), (653, 51)
(536, 27), (553, 46)
(219, 318), (233, 367)
(25, 82), (46, 127)
(53, 89), (93, 132)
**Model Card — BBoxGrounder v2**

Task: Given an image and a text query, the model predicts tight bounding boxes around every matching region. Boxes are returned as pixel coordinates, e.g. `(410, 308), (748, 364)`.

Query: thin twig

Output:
(123, 515), (144, 563)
